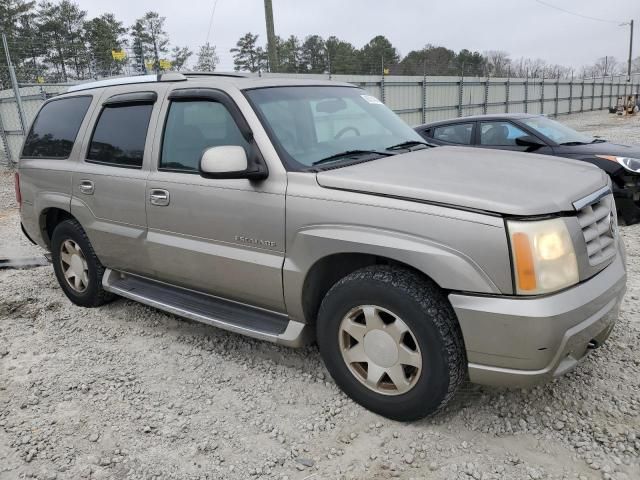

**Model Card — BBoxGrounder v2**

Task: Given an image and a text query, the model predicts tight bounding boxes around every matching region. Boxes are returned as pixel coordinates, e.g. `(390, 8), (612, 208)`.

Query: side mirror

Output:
(199, 145), (267, 180)
(515, 135), (545, 149)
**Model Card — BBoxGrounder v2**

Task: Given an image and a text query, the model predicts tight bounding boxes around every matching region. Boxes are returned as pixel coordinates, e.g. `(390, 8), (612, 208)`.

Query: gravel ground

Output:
(1, 111), (639, 480)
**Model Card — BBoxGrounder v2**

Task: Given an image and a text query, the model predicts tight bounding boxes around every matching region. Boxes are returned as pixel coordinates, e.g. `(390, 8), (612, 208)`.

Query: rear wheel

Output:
(51, 219), (114, 307)
(316, 265), (466, 421)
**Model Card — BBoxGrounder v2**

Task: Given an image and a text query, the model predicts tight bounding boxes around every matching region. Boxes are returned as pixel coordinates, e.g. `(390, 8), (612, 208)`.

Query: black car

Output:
(415, 113), (640, 224)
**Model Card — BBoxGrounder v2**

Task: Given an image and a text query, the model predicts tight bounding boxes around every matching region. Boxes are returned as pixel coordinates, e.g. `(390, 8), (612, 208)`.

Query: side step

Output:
(102, 269), (310, 347)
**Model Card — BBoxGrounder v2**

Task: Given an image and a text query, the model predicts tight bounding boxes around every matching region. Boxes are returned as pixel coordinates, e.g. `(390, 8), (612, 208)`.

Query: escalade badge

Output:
(235, 235), (277, 248)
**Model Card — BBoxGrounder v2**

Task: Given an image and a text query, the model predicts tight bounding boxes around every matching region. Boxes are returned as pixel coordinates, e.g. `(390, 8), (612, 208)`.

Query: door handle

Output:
(78, 180), (94, 195)
(149, 189), (170, 206)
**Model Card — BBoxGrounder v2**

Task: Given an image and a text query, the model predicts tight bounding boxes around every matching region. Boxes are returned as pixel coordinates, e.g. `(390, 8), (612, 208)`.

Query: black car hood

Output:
(554, 141), (640, 158)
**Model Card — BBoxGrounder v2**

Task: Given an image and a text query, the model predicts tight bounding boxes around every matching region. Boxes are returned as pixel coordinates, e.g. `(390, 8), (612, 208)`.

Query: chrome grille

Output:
(575, 192), (617, 266)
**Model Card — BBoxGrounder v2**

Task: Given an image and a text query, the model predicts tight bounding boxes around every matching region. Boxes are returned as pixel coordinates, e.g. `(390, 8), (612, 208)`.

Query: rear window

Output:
(87, 104), (153, 168)
(432, 123), (474, 145)
(21, 96), (92, 159)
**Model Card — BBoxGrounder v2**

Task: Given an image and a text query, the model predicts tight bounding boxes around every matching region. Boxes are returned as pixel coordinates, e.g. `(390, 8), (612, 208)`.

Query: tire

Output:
(51, 219), (114, 308)
(316, 265), (466, 421)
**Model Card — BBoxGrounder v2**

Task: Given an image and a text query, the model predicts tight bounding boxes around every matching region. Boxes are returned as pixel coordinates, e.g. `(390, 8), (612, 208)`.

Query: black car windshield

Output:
(520, 116), (593, 145)
(245, 86), (425, 168)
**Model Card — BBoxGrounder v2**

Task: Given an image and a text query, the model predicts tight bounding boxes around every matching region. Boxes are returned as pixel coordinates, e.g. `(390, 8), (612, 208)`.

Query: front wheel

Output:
(316, 266), (466, 421)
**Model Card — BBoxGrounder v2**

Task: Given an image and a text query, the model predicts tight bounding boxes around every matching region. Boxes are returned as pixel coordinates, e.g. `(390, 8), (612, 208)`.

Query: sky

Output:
(78, 0), (639, 71)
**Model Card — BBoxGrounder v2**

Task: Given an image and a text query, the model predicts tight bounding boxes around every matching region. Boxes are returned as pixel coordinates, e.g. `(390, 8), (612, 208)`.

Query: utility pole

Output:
(626, 19), (634, 82)
(264, 0), (277, 72)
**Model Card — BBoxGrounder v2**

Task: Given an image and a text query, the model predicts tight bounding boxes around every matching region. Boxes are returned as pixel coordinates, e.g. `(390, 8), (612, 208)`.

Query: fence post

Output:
(540, 75), (545, 114)
(609, 75), (614, 108)
(457, 73), (464, 117)
(524, 73), (529, 113)
(591, 78), (595, 111)
(2, 32), (28, 134)
(579, 78), (584, 112)
(601, 76), (605, 110)
(422, 70), (427, 124)
(554, 75), (560, 116)
(483, 75), (489, 114)
(0, 107), (13, 166)
(505, 76), (510, 113)
(568, 75), (573, 115)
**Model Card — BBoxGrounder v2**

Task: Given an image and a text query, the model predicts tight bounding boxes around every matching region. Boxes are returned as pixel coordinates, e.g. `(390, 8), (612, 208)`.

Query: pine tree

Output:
(230, 33), (266, 73)
(84, 13), (126, 78)
(134, 11), (169, 73)
(170, 45), (192, 71)
(194, 42), (219, 72)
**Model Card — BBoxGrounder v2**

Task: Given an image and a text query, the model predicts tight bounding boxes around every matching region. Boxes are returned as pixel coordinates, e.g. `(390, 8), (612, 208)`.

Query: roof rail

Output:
(182, 71), (249, 78)
(67, 72), (188, 93)
(66, 71), (251, 93)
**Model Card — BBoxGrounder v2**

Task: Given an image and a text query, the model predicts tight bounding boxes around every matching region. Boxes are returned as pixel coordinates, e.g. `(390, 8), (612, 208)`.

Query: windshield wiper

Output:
(312, 149), (393, 166)
(590, 138), (607, 143)
(559, 141), (589, 146)
(386, 140), (433, 151)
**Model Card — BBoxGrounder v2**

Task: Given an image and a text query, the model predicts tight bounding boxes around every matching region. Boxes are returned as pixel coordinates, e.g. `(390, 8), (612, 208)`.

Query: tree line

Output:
(0, 0), (219, 87)
(232, 32), (640, 79)
(2, 0), (638, 88)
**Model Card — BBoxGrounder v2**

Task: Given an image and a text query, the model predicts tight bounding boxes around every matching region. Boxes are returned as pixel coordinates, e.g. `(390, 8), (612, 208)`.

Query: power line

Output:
(533, 0), (625, 24)
(205, 0), (221, 45)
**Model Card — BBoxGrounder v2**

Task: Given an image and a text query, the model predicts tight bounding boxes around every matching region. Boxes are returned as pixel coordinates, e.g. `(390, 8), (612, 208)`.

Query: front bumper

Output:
(449, 249), (627, 387)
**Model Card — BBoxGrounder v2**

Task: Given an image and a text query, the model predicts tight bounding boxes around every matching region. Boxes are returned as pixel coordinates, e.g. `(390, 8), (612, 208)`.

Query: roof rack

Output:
(182, 71), (249, 78)
(67, 71), (249, 93)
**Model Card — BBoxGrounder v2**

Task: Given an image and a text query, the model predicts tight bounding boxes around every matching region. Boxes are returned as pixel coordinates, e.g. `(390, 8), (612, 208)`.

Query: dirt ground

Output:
(1, 110), (639, 480)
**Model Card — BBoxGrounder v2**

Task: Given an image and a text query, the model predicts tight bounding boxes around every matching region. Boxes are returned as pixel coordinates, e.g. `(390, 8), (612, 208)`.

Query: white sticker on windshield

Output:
(361, 94), (383, 105)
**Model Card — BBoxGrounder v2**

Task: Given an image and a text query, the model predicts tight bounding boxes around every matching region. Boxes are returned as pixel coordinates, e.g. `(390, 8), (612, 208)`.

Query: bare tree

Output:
(484, 50), (511, 77)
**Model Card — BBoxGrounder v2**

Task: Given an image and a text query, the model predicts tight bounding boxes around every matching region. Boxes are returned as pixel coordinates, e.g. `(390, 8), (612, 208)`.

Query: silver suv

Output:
(16, 73), (627, 420)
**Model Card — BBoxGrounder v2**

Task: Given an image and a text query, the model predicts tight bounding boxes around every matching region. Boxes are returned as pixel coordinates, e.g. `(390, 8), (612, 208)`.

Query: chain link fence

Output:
(1, 72), (639, 167)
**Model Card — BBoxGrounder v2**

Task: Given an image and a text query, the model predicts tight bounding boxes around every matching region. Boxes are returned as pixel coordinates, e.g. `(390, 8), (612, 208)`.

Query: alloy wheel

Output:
(338, 305), (422, 395)
(59, 239), (89, 292)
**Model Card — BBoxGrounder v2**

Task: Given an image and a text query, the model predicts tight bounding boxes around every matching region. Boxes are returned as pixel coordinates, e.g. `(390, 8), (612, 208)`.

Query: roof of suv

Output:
(67, 72), (355, 93)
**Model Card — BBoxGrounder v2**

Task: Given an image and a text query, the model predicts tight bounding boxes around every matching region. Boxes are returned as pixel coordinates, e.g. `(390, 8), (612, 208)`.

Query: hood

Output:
(554, 141), (640, 157)
(316, 147), (609, 216)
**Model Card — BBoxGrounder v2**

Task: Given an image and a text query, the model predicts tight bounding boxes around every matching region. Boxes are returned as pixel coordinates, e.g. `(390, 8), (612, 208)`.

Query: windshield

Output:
(520, 116), (593, 145)
(245, 86), (425, 168)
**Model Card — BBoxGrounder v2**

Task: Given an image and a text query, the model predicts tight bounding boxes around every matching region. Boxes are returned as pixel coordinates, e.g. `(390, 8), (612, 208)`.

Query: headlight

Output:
(596, 155), (640, 173)
(507, 218), (579, 295)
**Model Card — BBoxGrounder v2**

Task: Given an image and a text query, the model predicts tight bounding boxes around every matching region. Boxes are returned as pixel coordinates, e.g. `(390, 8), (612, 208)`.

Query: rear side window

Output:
(432, 123), (474, 145)
(87, 104), (153, 168)
(22, 96), (92, 158)
(160, 100), (249, 172)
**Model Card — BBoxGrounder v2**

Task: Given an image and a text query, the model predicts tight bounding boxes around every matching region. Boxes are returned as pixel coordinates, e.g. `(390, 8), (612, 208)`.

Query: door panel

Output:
(145, 174), (286, 311)
(144, 93), (286, 312)
(70, 84), (165, 276)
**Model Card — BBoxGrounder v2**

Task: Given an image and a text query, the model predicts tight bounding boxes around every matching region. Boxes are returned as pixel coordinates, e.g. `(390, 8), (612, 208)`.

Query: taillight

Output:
(14, 172), (22, 207)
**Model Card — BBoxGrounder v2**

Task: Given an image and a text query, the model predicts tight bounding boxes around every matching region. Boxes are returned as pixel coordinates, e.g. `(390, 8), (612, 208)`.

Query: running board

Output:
(102, 269), (310, 347)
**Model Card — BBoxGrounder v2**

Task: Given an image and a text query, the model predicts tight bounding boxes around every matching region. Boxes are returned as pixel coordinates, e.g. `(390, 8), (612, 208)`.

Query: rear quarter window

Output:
(21, 96), (92, 159)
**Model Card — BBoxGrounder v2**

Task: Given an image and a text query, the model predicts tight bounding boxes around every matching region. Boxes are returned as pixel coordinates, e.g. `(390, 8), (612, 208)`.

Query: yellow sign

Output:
(145, 61), (155, 71)
(159, 59), (172, 70)
(111, 49), (126, 61)
(383, 68), (390, 75)
(36, 76), (45, 84)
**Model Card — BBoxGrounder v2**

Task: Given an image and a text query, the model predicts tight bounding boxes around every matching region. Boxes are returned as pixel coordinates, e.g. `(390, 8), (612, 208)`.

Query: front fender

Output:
(283, 224), (502, 323)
